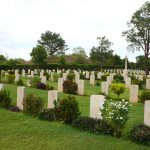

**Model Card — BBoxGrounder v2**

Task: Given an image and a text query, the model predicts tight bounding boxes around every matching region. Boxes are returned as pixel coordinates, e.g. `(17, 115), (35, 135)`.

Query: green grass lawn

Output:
(0, 78), (148, 150)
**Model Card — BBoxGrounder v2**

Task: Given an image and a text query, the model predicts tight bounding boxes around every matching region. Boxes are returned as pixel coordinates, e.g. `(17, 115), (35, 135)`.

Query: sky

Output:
(0, 0), (148, 62)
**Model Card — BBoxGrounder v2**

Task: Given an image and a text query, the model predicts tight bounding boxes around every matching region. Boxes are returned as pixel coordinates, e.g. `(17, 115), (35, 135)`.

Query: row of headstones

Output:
(0, 84), (149, 128)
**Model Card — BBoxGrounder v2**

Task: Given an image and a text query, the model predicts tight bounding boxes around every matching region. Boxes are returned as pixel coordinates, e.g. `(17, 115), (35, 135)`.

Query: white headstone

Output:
(144, 100), (150, 127)
(85, 71), (89, 79)
(146, 79), (150, 90)
(41, 76), (47, 84)
(48, 90), (58, 109)
(22, 69), (25, 77)
(58, 78), (63, 92)
(90, 74), (95, 86)
(78, 80), (84, 95)
(0, 84), (5, 90)
(17, 87), (25, 110)
(63, 73), (67, 81)
(129, 84), (139, 103)
(90, 95), (105, 119)
(15, 74), (19, 82)
(125, 77), (131, 88)
(107, 76), (112, 85)
(31, 71), (34, 78)
(101, 82), (109, 95)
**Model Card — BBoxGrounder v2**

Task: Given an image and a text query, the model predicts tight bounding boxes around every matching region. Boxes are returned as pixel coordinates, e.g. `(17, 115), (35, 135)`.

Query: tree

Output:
(90, 36), (113, 66)
(38, 31), (68, 58)
(0, 55), (7, 63)
(136, 55), (150, 70)
(72, 47), (89, 64)
(30, 45), (47, 67)
(122, 1), (150, 75)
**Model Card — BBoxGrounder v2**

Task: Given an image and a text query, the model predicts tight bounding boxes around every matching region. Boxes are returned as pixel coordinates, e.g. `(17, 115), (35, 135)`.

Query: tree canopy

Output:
(90, 36), (113, 66)
(30, 45), (47, 67)
(122, 1), (150, 75)
(38, 31), (68, 58)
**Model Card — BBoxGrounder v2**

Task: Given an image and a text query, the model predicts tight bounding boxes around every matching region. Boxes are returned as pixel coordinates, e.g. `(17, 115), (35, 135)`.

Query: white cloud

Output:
(0, 0), (147, 61)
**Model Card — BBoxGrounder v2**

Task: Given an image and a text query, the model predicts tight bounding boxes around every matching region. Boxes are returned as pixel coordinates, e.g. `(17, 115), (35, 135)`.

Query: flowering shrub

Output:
(101, 99), (131, 137)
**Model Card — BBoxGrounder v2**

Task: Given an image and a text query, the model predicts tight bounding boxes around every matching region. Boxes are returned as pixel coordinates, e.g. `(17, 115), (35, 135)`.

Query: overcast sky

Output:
(0, 0), (148, 62)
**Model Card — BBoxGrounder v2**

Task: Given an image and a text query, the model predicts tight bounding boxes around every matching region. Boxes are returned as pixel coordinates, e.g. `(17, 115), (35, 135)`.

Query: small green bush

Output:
(6, 74), (15, 84)
(80, 73), (85, 79)
(63, 80), (78, 94)
(49, 86), (54, 90)
(140, 90), (150, 103)
(111, 83), (125, 98)
(53, 73), (61, 82)
(101, 73), (109, 81)
(130, 124), (150, 146)
(16, 79), (24, 86)
(67, 73), (75, 81)
(59, 96), (80, 124)
(23, 93), (44, 117)
(132, 79), (143, 89)
(0, 89), (11, 108)
(31, 77), (41, 88)
(113, 74), (124, 83)
(39, 108), (62, 121)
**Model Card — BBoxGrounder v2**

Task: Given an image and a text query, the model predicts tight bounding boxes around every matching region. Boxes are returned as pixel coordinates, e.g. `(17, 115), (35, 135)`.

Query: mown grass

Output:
(0, 77), (148, 150)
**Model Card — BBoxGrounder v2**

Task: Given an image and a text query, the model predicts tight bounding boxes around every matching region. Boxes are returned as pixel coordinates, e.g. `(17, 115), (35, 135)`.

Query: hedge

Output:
(0, 64), (125, 71)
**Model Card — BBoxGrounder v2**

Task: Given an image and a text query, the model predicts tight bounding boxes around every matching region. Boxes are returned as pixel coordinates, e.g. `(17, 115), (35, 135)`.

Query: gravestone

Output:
(78, 80), (84, 95)
(63, 73), (67, 81)
(58, 78), (63, 92)
(107, 76), (112, 85)
(125, 77), (131, 88)
(15, 74), (19, 82)
(22, 69), (25, 77)
(90, 95), (105, 119)
(129, 84), (139, 103)
(85, 71), (89, 79)
(48, 90), (58, 108)
(31, 71), (34, 78)
(101, 82), (109, 95)
(90, 74), (95, 86)
(41, 76), (47, 84)
(17, 87), (25, 110)
(146, 79), (150, 90)
(0, 84), (5, 90)
(144, 100), (150, 127)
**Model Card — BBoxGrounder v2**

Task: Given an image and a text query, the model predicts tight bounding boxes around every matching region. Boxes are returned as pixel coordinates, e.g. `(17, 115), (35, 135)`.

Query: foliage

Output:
(40, 96), (80, 124)
(101, 74), (109, 81)
(36, 83), (49, 90)
(139, 90), (150, 103)
(53, 73), (61, 82)
(0, 89), (11, 108)
(30, 45), (47, 67)
(130, 124), (150, 146)
(6, 74), (15, 84)
(63, 80), (78, 94)
(67, 72), (75, 81)
(122, 1), (150, 75)
(101, 100), (131, 137)
(31, 77), (41, 88)
(132, 79), (143, 89)
(38, 31), (68, 58)
(39, 108), (62, 121)
(113, 74), (124, 83)
(72, 117), (114, 135)
(23, 93), (44, 117)
(90, 36), (113, 66)
(16, 79), (24, 86)
(58, 96), (81, 124)
(111, 83), (125, 98)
